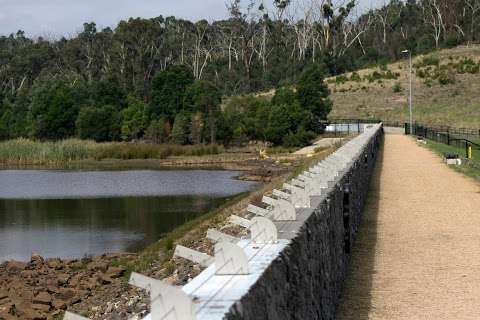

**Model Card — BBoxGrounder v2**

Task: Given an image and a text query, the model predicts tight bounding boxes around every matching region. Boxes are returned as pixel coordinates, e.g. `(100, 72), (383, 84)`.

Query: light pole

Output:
(402, 49), (413, 135)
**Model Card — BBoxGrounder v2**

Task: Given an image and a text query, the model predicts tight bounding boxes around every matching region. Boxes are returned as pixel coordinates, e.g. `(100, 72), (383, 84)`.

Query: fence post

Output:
(447, 129), (450, 145)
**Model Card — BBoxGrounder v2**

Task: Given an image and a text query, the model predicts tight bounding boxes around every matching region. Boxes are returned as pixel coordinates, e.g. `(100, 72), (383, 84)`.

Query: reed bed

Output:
(0, 138), (224, 166)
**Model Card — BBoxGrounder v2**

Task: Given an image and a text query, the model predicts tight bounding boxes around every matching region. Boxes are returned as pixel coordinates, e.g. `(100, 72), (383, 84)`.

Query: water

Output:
(0, 170), (257, 262)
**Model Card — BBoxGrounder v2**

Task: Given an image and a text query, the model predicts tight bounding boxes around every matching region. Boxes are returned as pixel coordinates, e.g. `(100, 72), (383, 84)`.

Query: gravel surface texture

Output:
(336, 134), (480, 320)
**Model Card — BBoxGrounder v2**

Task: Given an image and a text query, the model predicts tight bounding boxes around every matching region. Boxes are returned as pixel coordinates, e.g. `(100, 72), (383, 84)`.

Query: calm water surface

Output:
(0, 170), (257, 262)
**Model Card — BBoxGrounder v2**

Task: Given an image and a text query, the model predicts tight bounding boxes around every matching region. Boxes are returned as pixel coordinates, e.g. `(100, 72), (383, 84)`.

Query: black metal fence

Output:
(407, 122), (480, 161)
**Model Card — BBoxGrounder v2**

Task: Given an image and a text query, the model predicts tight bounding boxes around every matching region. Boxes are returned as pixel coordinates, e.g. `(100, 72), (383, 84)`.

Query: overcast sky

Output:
(0, 0), (384, 38)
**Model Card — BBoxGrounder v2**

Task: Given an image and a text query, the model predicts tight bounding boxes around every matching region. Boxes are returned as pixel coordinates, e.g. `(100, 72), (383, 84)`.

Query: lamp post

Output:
(402, 49), (413, 135)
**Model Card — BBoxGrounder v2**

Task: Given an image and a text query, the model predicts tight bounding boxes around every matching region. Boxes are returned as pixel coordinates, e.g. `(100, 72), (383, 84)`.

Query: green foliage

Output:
(444, 33), (462, 48)
(415, 55), (440, 68)
(145, 118), (169, 144)
(94, 76), (126, 109)
(149, 65), (194, 120)
(170, 112), (190, 145)
(76, 105), (122, 142)
(0, 138), (223, 165)
(271, 87), (296, 106)
(0, 0), (477, 147)
(349, 72), (361, 82)
(335, 75), (348, 84)
(392, 82), (402, 93)
(29, 81), (80, 140)
(184, 80), (222, 144)
(438, 70), (456, 85)
(121, 97), (147, 141)
(455, 58), (480, 74)
(296, 64), (332, 127)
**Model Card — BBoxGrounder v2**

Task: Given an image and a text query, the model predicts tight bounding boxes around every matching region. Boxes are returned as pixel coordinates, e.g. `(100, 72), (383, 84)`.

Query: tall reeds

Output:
(0, 138), (223, 166)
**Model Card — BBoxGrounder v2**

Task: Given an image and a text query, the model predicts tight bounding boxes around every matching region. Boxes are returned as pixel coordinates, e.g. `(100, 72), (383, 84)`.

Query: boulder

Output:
(5, 261), (27, 274)
(30, 253), (44, 266)
(46, 258), (63, 270)
(33, 292), (51, 306)
(96, 274), (113, 285)
(106, 266), (126, 279)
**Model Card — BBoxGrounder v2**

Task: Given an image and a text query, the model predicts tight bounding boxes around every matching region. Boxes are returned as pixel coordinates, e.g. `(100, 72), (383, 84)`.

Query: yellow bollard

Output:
(468, 145), (473, 159)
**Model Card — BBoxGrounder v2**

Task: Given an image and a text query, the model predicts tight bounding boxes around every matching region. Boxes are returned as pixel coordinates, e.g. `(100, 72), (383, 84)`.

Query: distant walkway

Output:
(336, 134), (480, 319)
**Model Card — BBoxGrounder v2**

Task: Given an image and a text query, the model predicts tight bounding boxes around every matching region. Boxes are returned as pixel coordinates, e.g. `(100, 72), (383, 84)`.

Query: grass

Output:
(424, 139), (480, 181)
(0, 138), (224, 166)
(111, 138), (343, 282)
(328, 46), (480, 128)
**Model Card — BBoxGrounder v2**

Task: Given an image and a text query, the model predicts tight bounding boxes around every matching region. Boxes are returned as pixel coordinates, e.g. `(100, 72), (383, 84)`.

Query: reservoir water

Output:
(0, 170), (257, 262)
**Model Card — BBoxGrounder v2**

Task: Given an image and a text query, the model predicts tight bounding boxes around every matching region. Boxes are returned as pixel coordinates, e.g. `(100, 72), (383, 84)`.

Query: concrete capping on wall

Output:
(224, 123), (384, 320)
(64, 124), (384, 320)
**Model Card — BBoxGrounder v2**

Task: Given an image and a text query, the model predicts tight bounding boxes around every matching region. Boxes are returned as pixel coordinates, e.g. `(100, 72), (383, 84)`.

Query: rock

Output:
(5, 261), (27, 274)
(33, 292), (51, 306)
(55, 288), (75, 303)
(0, 290), (8, 301)
(106, 266), (126, 279)
(20, 270), (38, 279)
(30, 253), (44, 265)
(51, 299), (67, 310)
(88, 262), (108, 273)
(68, 274), (82, 288)
(46, 258), (63, 270)
(13, 301), (46, 320)
(57, 273), (70, 286)
(96, 274), (113, 285)
(31, 303), (50, 312)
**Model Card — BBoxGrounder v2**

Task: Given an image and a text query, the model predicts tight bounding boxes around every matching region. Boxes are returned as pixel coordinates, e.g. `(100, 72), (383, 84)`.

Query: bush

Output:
(335, 75), (348, 84)
(455, 58), (480, 74)
(444, 33), (462, 48)
(392, 82), (402, 93)
(415, 55), (440, 68)
(438, 70), (456, 85)
(349, 72), (361, 82)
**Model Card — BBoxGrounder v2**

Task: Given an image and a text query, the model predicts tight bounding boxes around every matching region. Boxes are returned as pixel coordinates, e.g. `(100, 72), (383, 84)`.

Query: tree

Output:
(170, 112), (190, 145)
(29, 81), (80, 140)
(184, 80), (222, 143)
(93, 75), (126, 109)
(296, 64), (332, 130)
(271, 87), (296, 106)
(149, 65), (194, 120)
(76, 105), (121, 142)
(121, 96), (147, 141)
(145, 118), (169, 144)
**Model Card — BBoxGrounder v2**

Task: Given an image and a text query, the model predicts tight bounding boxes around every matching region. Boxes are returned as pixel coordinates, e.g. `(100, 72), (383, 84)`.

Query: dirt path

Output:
(336, 134), (480, 320)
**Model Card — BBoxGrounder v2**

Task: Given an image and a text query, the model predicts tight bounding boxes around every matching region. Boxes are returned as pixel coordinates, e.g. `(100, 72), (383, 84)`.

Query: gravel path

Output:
(336, 134), (480, 320)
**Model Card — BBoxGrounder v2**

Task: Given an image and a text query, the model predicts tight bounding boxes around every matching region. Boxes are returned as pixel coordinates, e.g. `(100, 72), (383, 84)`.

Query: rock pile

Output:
(0, 253), (139, 320)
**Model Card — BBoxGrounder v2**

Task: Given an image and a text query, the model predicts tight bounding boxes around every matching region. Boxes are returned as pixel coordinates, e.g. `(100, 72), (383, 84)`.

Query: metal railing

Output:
(407, 123), (480, 162)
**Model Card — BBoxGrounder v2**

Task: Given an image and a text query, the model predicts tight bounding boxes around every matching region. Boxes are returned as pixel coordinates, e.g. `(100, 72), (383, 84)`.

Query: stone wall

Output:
(226, 125), (383, 320)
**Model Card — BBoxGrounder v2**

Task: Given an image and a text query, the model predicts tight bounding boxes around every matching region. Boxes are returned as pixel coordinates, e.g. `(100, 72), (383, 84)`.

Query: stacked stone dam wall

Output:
(226, 125), (384, 320)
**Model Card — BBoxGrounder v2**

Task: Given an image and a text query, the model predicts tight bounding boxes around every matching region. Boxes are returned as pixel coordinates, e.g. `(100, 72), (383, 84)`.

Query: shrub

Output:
(415, 55), (440, 68)
(392, 82), (402, 93)
(438, 70), (456, 85)
(444, 33), (462, 48)
(335, 75), (348, 84)
(455, 58), (480, 74)
(349, 72), (361, 82)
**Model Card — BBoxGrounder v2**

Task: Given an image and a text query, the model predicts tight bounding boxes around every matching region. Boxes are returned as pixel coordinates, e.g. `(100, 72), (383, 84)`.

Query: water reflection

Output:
(0, 170), (257, 262)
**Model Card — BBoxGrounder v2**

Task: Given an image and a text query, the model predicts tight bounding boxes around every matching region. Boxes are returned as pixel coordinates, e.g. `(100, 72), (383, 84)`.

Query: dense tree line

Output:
(0, 0), (478, 145)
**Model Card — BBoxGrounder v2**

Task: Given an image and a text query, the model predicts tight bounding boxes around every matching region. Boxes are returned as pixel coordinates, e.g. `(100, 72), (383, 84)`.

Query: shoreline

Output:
(0, 144), (339, 319)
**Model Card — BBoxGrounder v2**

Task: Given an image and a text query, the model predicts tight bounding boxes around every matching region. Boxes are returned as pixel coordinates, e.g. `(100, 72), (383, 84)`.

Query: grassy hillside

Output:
(328, 46), (480, 128)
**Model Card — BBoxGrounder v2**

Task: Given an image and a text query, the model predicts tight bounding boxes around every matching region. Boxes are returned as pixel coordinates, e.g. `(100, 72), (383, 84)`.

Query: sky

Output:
(0, 0), (384, 38)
